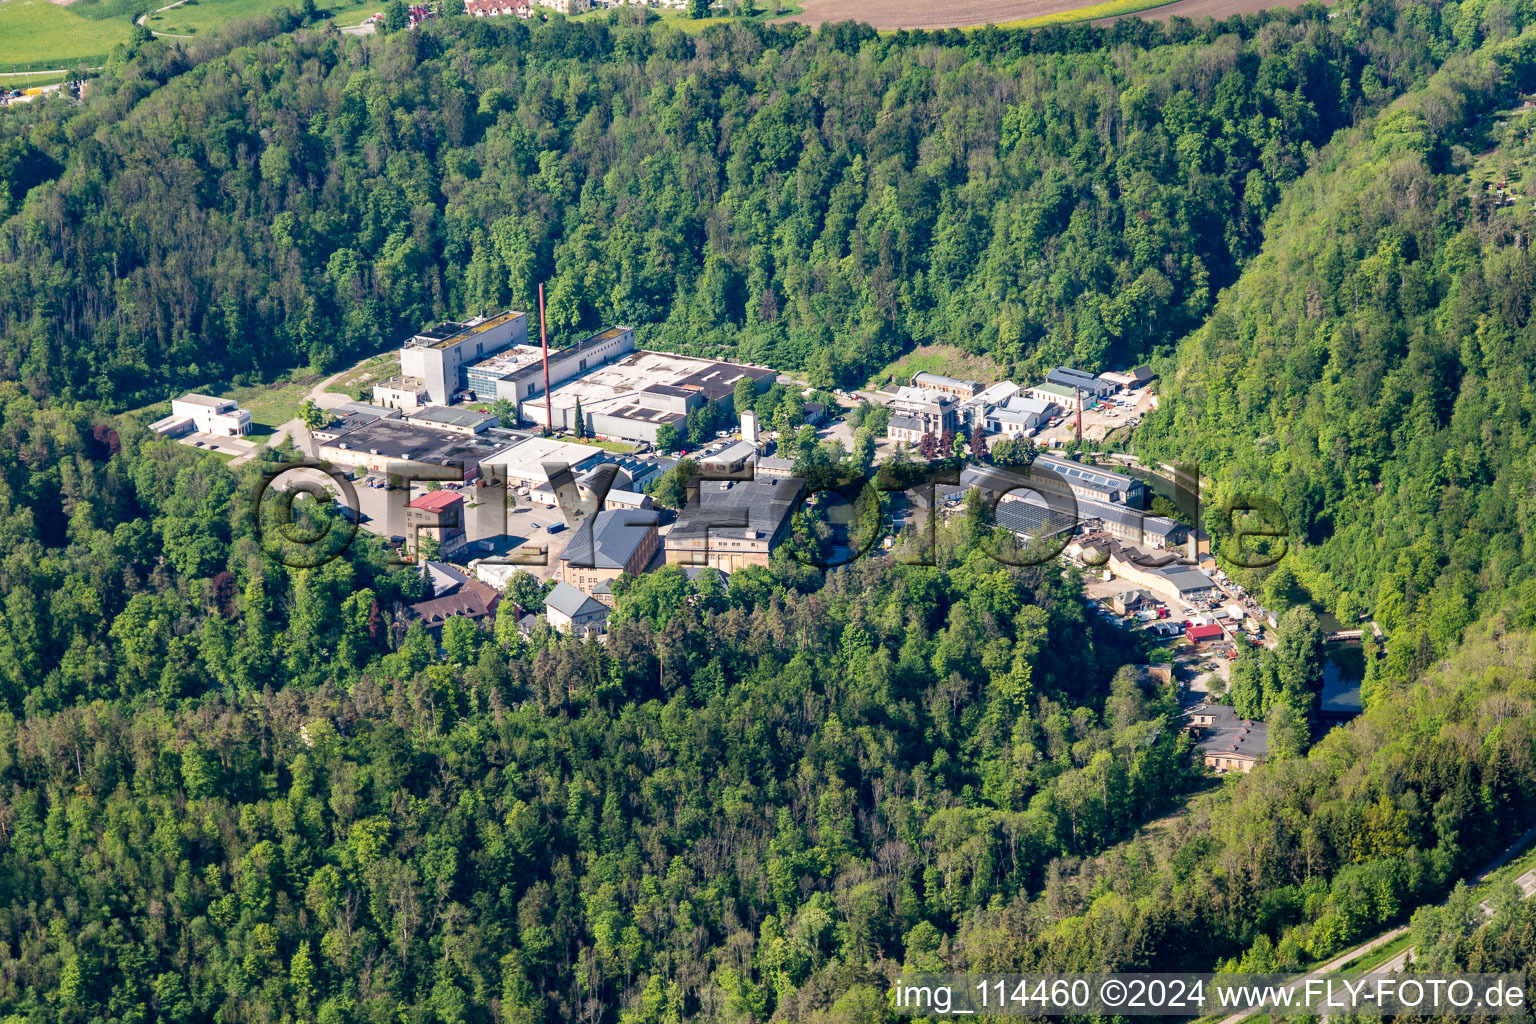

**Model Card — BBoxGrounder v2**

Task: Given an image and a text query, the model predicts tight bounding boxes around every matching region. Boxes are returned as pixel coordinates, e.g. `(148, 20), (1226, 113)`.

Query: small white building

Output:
(984, 395), (1051, 436)
(159, 394), (252, 437)
(373, 376), (431, 414)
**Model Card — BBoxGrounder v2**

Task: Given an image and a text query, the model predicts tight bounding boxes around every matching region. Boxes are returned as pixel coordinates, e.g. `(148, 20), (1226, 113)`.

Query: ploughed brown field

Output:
(784, 0), (1330, 29)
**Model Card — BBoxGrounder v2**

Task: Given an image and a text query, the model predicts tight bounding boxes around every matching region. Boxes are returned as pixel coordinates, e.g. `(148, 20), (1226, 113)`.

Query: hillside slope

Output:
(0, 8), (1451, 404)
(1139, 27), (1536, 695)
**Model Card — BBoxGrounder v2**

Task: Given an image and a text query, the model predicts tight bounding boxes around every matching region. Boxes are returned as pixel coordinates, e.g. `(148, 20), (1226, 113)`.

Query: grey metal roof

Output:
(1032, 453), (1140, 496)
(1189, 703), (1269, 759)
(559, 510), (658, 570)
(672, 360), (774, 400)
(546, 581), (604, 618)
(703, 440), (757, 466)
(1157, 566), (1215, 593)
(1046, 367), (1113, 395)
(336, 401), (400, 419)
(913, 371), (981, 390)
(754, 456), (794, 478)
(669, 477), (805, 544)
(409, 406), (498, 431)
(994, 501), (1076, 539)
(1077, 498), (1148, 530)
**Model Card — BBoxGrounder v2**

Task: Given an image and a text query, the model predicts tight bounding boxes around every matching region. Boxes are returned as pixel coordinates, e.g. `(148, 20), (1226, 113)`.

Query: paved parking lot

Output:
(1036, 389), (1154, 446)
(177, 432), (258, 458)
(269, 469), (575, 579)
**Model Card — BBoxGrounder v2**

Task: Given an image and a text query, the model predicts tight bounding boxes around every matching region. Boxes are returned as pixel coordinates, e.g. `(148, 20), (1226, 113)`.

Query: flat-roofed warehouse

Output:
(464, 326), (637, 405)
(480, 436), (605, 489)
(524, 348), (775, 443)
(316, 418), (515, 476)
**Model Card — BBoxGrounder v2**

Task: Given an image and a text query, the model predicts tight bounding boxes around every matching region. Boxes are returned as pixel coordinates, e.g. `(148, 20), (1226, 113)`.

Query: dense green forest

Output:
(0, 0), (1471, 406)
(1139, 25), (1536, 695)
(0, 402), (1198, 1022)
(7, 1), (1536, 1022)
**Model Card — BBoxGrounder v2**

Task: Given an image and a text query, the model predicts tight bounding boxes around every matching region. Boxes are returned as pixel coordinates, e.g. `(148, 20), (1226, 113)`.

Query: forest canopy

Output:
(0, 0), (1460, 407)
(5, 1), (1536, 1022)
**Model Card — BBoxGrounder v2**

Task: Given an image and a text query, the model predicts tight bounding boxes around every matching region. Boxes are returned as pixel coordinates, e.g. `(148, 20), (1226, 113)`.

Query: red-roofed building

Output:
(1184, 623), (1224, 645)
(406, 491), (465, 554)
(405, 562), (501, 633)
(408, 490), (463, 513)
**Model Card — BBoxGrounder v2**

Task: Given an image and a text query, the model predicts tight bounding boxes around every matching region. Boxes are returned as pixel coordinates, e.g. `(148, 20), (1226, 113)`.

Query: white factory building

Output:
(151, 394), (253, 438)
(398, 310), (529, 406)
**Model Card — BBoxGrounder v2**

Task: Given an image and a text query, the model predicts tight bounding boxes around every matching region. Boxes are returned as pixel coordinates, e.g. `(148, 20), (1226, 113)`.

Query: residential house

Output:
(545, 581), (609, 636)
(886, 386), (959, 442)
(1110, 589), (1154, 615)
(404, 561), (501, 633)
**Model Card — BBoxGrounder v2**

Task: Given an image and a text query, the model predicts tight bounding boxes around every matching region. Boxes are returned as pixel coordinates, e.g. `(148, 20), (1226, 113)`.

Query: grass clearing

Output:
(1334, 930), (1413, 976)
(144, 0), (378, 34)
(225, 372), (322, 436)
(572, 3), (803, 34)
(0, 69), (70, 85)
(321, 351), (401, 401)
(0, 0), (126, 71)
(548, 432), (637, 453)
(867, 343), (1010, 390)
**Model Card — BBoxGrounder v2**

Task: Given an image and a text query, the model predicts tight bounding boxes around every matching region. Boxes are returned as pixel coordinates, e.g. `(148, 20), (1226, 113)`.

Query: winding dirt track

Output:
(783, 0), (1330, 29)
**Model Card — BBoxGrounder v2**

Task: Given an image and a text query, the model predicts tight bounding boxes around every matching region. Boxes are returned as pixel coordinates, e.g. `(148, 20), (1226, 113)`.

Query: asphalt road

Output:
(1368, 863), (1536, 976)
(1211, 822), (1536, 1024)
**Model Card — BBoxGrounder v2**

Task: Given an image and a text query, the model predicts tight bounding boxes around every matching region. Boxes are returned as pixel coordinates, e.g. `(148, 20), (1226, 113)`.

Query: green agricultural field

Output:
(0, 0), (131, 71)
(571, 2), (803, 34)
(144, 0), (378, 35)
(0, 0), (377, 68)
(979, 0), (1175, 28)
(0, 69), (69, 85)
